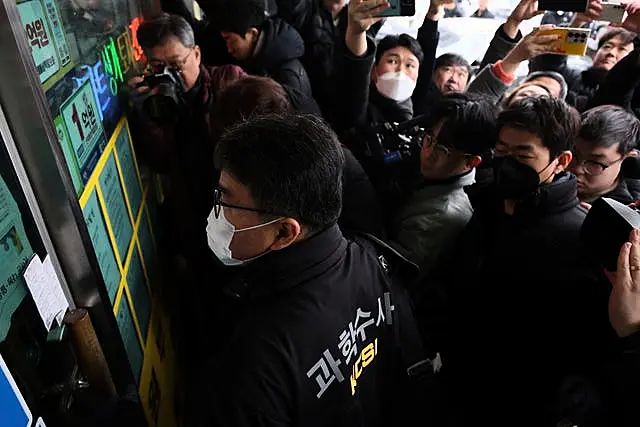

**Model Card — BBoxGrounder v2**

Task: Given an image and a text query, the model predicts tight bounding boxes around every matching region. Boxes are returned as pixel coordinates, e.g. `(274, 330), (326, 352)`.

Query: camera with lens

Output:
(365, 115), (425, 166)
(137, 65), (188, 122)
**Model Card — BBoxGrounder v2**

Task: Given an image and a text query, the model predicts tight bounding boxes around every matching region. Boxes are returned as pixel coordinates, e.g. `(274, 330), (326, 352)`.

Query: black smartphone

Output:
(376, 0), (416, 17)
(537, 0), (589, 12)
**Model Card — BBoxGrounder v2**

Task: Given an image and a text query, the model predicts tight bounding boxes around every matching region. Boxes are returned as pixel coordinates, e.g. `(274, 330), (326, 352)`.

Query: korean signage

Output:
(41, 0), (70, 66)
(17, 0), (60, 83)
(60, 79), (106, 183)
(306, 293), (395, 398)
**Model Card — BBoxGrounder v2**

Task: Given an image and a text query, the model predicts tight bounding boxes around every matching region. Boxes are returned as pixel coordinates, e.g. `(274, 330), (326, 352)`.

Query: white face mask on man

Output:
(206, 207), (281, 266)
(375, 71), (417, 102)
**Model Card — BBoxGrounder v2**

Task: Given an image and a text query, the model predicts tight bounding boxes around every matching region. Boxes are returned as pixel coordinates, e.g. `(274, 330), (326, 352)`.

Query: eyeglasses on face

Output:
(212, 187), (269, 219)
(149, 48), (194, 72)
(571, 157), (623, 176)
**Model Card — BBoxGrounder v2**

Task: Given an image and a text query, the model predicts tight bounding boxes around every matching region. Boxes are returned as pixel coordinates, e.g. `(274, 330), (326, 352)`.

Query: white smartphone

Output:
(599, 1), (626, 23)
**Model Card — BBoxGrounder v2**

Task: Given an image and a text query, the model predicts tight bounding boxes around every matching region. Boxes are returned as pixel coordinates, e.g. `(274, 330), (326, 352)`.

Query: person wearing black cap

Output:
(388, 93), (497, 281)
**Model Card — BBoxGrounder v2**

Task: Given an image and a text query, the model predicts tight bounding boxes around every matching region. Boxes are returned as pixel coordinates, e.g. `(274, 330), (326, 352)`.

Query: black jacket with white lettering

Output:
(207, 225), (428, 427)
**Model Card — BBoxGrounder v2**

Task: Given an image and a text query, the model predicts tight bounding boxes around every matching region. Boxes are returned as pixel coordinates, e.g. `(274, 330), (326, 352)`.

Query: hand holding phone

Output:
(375, 0), (416, 16)
(536, 27), (591, 55)
(348, 0), (389, 33)
(599, 1), (626, 22)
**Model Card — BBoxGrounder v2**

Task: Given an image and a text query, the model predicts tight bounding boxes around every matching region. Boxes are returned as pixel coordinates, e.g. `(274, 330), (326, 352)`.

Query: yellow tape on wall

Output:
(78, 117), (178, 427)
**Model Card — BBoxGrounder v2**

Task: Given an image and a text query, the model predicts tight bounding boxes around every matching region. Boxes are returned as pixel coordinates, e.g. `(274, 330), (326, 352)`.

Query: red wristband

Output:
(492, 60), (516, 85)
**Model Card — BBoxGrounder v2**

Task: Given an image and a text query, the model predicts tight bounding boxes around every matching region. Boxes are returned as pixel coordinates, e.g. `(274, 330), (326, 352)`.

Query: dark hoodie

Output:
(245, 18), (313, 98)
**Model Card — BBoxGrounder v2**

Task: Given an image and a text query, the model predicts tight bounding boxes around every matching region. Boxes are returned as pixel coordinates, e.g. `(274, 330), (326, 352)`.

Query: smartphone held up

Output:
(375, 0), (416, 17)
(536, 27), (591, 55)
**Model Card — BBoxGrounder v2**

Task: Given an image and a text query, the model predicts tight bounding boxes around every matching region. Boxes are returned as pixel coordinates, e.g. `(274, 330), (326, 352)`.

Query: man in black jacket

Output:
(207, 114), (429, 427)
(217, 0), (313, 98)
(571, 105), (640, 205)
(421, 97), (613, 426)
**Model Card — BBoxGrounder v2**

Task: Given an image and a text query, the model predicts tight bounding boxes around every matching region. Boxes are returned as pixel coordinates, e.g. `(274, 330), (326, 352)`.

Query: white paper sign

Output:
(23, 255), (69, 331)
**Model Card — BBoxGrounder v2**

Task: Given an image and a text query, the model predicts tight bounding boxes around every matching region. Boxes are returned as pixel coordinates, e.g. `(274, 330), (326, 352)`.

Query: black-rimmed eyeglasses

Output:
(212, 187), (269, 219)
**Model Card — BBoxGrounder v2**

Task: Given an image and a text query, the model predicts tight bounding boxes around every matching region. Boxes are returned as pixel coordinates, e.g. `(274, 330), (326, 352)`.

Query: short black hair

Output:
(216, 0), (266, 35)
(435, 53), (472, 76)
(423, 92), (497, 156)
(598, 27), (636, 50)
(137, 13), (195, 51)
(376, 34), (424, 64)
(214, 115), (345, 232)
(497, 97), (581, 158)
(579, 105), (639, 154)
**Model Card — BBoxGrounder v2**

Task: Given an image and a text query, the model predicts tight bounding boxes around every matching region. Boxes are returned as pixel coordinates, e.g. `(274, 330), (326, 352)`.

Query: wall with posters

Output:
(14, 0), (179, 425)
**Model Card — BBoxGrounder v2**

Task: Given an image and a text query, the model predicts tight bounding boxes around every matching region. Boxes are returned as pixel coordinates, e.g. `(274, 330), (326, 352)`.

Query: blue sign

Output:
(0, 354), (32, 427)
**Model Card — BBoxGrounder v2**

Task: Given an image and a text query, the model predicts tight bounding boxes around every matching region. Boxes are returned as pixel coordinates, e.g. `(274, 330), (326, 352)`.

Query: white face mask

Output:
(206, 207), (281, 266)
(375, 71), (417, 102)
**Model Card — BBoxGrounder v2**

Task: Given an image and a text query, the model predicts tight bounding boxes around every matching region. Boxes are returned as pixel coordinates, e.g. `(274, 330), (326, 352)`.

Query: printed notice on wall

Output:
(116, 296), (143, 383)
(115, 123), (142, 218)
(98, 152), (133, 260)
(54, 116), (83, 195)
(0, 174), (34, 342)
(82, 190), (120, 302)
(41, 0), (71, 66)
(127, 247), (150, 342)
(60, 79), (105, 183)
(17, 0), (60, 83)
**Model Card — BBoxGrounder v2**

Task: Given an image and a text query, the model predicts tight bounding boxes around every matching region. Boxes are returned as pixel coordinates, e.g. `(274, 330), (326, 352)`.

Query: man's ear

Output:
(247, 27), (260, 43)
(466, 155), (482, 170)
(554, 150), (573, 173)
(193, 45), (201, 66)
(269, 218), (302, 251)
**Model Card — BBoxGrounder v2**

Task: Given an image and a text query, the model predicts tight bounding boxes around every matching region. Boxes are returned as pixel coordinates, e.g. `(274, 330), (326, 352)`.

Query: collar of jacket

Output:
(472, 171), (580, 220)
(237, 224), (348, 298)
(603, 177), (640, 205)
(582, 66), (607, 88)
(369, 83), (413, 123)
(419, 169), (476, 191)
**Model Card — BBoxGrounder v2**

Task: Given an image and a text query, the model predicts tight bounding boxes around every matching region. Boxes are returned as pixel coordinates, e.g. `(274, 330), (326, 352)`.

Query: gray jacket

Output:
(389, 170), (476, 278)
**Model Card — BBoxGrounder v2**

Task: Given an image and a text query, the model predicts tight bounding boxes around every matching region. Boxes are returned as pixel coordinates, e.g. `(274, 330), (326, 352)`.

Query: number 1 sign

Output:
(60, 80), (106, 183)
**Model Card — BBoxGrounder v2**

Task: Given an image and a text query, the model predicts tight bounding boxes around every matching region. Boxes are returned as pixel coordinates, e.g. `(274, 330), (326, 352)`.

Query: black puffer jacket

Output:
(245, 18), (313, 98)
(419, 173), (616, 427)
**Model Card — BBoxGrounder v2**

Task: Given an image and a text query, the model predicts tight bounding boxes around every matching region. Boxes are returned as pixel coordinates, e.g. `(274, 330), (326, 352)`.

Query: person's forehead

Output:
(149, 37), (190, 58)
(603, 35), (633, 48)
(516, 84), (548, 96)
(439, 63), (468, 74)
(530, 77), (560, 93)
(499, 126), (544, 148)
(576, 138), (620, 158)
(382, 47), (418, 63)
(219, 170), (254, 204)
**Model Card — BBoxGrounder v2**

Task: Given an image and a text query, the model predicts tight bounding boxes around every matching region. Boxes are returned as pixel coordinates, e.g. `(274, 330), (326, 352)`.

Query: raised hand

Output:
(504, 25), (562, 66)
(610, 228), (640, 338)
(572, 0), (603, 27)
(348, 0), (389, 34)
(618, 0), (640, 32)
(509, 0), (545, 23)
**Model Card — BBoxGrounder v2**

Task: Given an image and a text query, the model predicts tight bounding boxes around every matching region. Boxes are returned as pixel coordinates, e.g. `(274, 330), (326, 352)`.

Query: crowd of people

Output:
(124, 0), (640, 425)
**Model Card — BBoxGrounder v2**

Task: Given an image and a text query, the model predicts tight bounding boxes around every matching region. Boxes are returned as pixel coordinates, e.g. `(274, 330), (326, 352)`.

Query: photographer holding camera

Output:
(127, 13), (246, 283)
